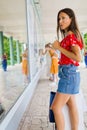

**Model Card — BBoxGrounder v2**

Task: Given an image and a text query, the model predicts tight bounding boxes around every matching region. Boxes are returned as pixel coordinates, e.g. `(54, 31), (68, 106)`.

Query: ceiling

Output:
(0, 0), (87, 43)
(0, 0), (27, 43)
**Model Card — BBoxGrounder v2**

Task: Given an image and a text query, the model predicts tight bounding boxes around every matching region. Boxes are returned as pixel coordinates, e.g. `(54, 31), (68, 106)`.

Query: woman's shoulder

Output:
(65, 32), (83, 49)
(66, 31), (75, 38)
(65, 32), (76, 41)
(67, 31), (73, 35)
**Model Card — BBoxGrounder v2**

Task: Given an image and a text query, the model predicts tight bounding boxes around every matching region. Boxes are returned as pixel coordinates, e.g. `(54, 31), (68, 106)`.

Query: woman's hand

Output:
(52, 40), (60, 50)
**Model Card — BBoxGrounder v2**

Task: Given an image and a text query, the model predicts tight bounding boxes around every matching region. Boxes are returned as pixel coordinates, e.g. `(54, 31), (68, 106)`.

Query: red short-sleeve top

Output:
(58, 34), (83, 66)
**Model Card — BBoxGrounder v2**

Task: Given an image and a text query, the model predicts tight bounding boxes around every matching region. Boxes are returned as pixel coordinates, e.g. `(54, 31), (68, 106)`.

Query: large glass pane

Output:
(0, 0), (30, 121)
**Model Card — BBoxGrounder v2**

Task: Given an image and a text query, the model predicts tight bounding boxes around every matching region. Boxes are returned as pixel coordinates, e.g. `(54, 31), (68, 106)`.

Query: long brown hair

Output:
(57, 8), (82, 42)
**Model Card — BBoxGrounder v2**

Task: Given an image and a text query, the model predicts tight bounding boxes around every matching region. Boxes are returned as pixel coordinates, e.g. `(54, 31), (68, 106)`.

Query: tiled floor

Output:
(17, 63), (87, 130)
(80, 65), (87, 129)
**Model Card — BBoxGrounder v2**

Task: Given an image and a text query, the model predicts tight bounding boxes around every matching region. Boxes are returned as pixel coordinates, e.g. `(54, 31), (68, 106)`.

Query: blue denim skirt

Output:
(57, 64), (80, 94)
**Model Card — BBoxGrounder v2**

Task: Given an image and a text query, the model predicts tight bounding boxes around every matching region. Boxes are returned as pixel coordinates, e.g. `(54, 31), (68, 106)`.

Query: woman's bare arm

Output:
(42, 49), (47, 55)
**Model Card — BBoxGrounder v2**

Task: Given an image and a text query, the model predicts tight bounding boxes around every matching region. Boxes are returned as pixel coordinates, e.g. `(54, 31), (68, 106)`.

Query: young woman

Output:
(51, 8), (83, 130)
(42, 43), (59, 83)
(22, 48), (29, 84)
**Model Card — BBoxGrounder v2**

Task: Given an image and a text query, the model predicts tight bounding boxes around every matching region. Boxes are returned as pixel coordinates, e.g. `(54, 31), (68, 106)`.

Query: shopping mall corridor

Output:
(17, 63), (87, 130)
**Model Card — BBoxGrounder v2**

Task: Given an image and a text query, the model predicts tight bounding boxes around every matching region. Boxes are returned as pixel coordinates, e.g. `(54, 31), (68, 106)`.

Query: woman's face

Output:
(58, 12), (71, 31)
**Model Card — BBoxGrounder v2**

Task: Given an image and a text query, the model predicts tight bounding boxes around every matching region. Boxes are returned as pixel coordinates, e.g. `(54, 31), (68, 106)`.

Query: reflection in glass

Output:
(22, 48), (29, 85)
(0, 0), (29, 121)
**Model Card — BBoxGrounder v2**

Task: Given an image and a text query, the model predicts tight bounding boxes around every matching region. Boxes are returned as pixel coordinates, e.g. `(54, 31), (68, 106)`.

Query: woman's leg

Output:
(51, 92), (71, 130)
(49, 73), (54, 81)
(53, 73), (58, 82)
(67, 95), (79, 130)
